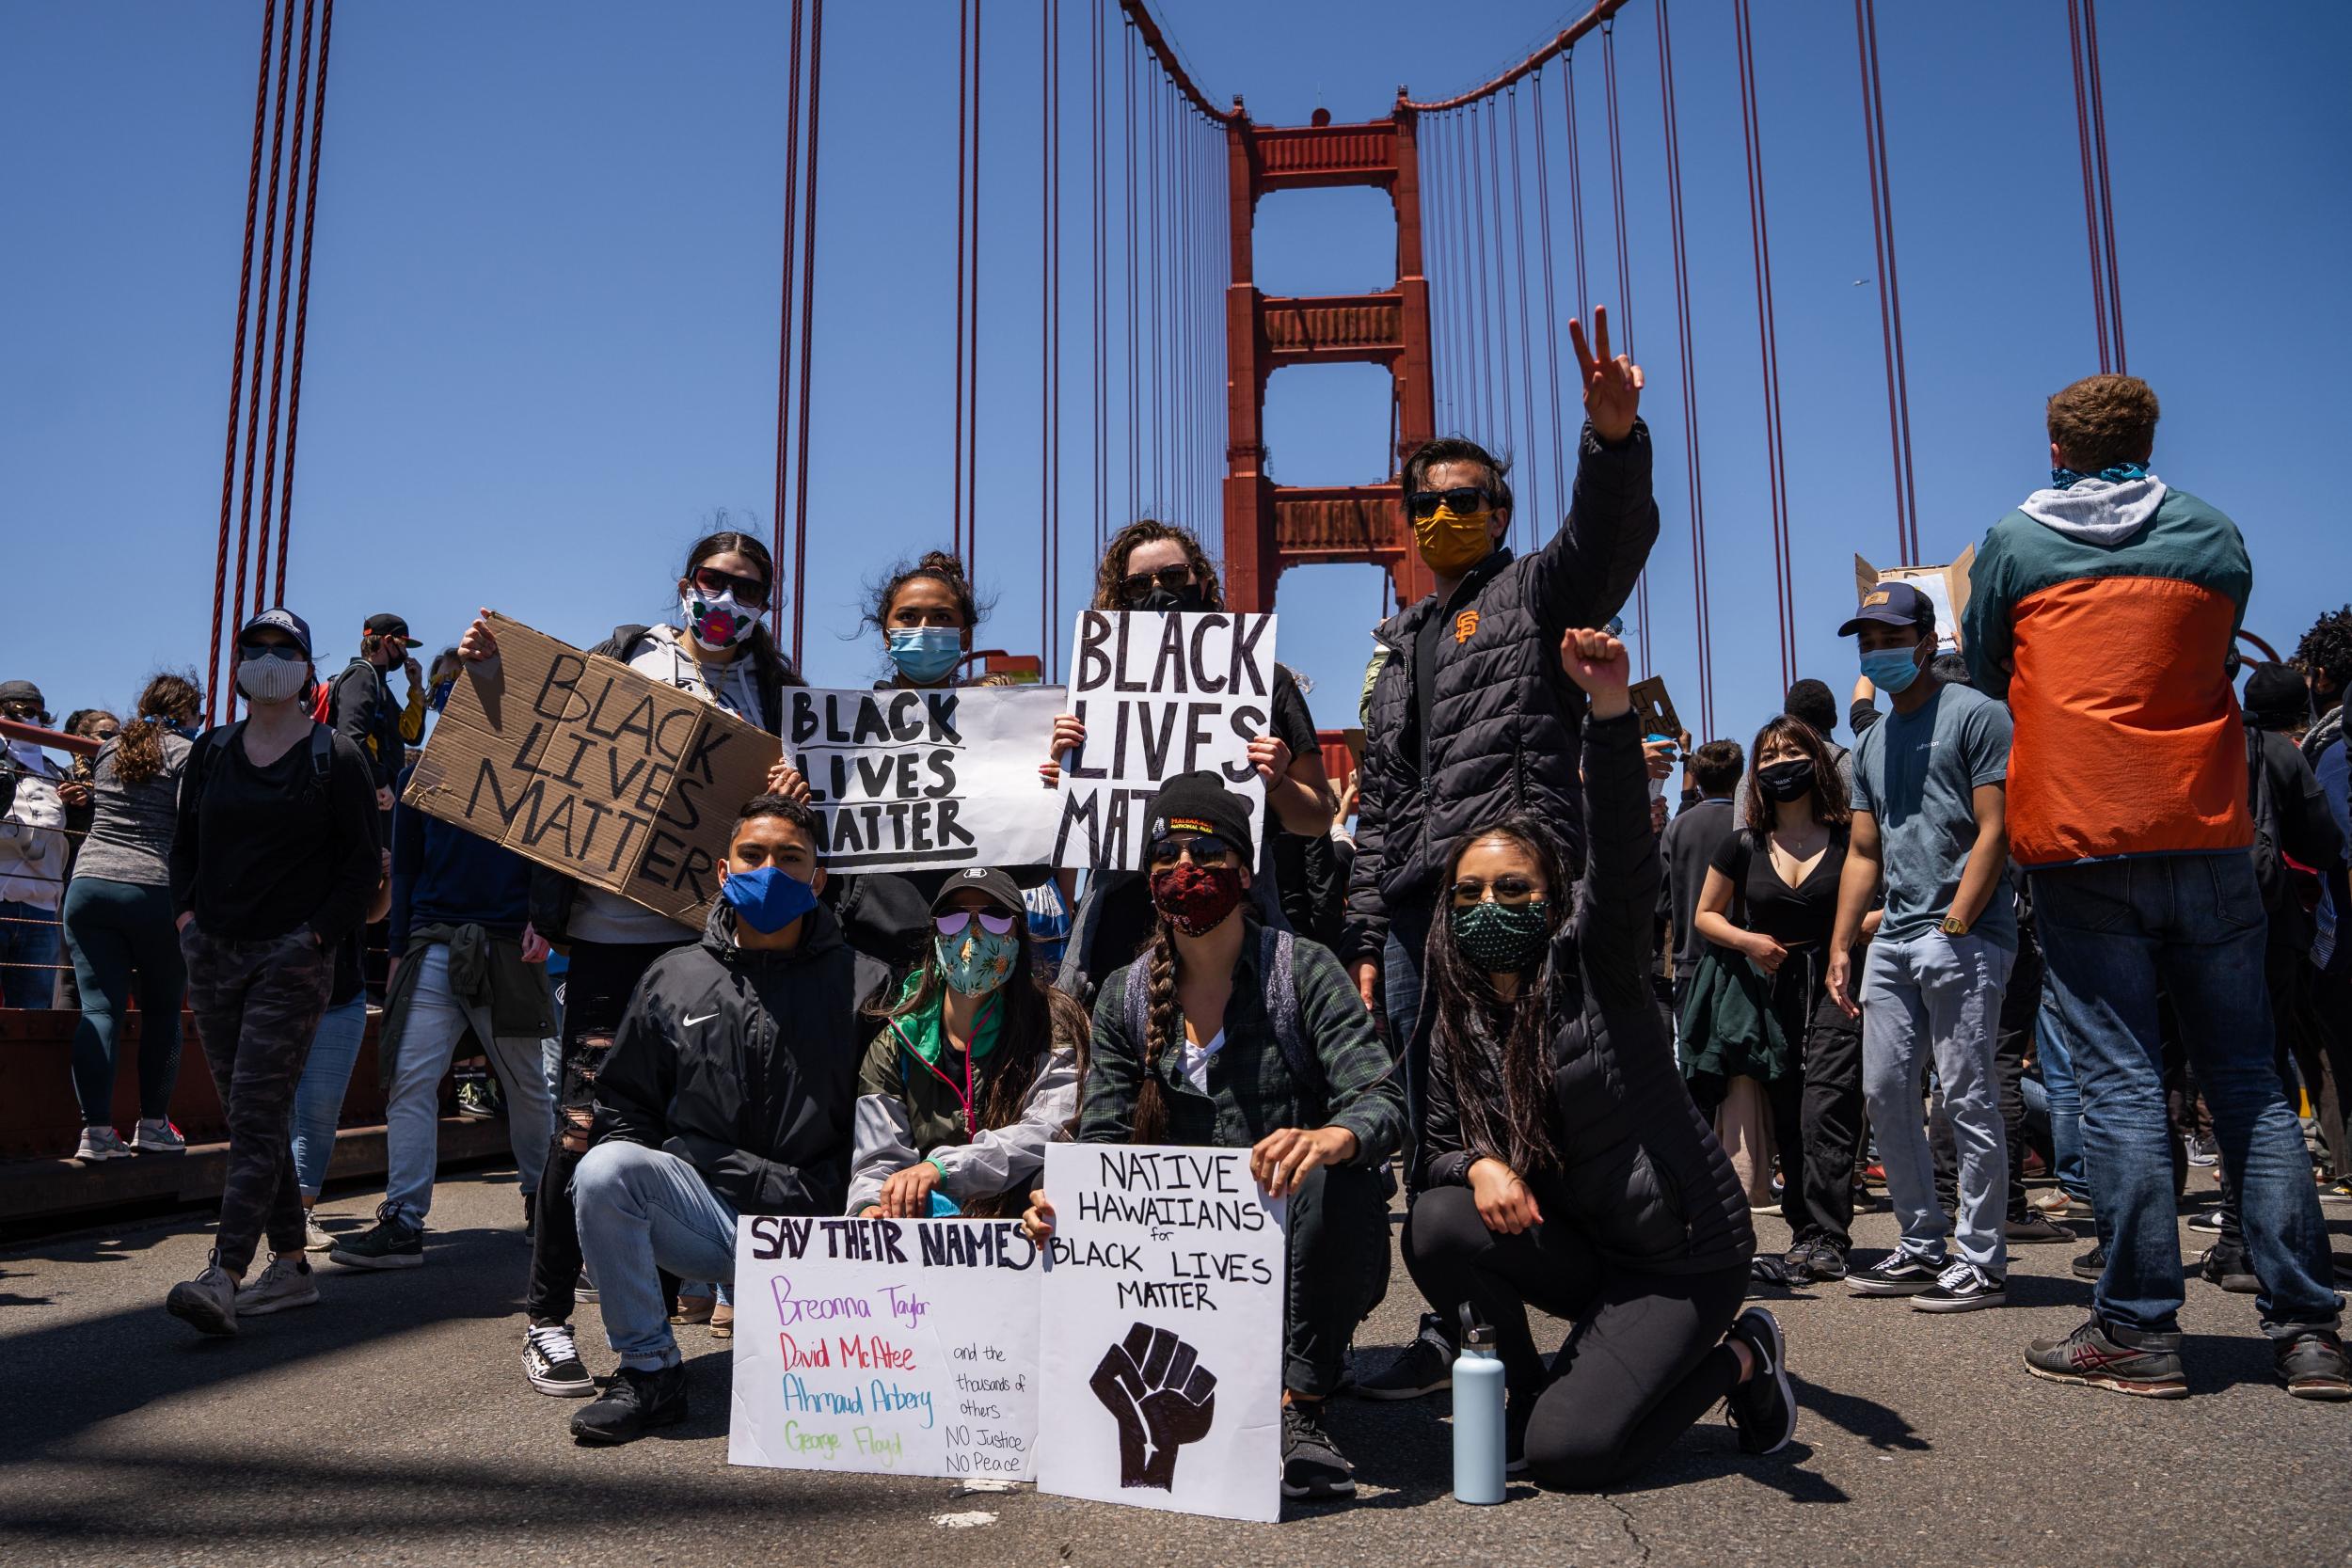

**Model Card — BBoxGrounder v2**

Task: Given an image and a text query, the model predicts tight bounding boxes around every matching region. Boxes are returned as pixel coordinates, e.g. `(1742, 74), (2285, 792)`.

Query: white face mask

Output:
(681, 589), (763, 651)
(235, 652), (309, 704)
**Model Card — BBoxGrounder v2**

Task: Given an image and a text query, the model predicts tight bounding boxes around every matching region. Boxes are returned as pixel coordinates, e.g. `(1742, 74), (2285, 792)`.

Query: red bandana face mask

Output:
(1149, 861), (1246, 936)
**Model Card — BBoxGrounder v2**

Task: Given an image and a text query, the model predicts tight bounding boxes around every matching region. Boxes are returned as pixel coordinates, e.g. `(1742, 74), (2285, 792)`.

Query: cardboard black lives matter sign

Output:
(402, 614), (778, 927)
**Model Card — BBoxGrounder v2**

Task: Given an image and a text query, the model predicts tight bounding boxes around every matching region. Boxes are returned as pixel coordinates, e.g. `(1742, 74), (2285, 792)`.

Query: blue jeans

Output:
(290, 997), (369, 1196)
(2032, 854), (2341, 1338)
(0, 897), (62, 1009)
(1859, 928), (2014, 1272)
(2035, 988), (2088, 1199)
(382, 943), (554, 1225)
(574, 1141), (739, 1371)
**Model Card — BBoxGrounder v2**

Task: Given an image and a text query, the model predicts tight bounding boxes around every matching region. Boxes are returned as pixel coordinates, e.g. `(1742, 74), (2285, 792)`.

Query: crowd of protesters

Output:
(4, 325), (2346, 1497)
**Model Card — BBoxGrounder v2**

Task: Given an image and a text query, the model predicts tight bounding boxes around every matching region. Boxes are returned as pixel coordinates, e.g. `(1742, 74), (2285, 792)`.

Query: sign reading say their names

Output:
(1035, 1144), (1287, 1525)
(403, 613), (777, 927)
(1052, 611), (1277, 872)
(729, 1215), (1043, 1481)
(787, 684), (1068, 873)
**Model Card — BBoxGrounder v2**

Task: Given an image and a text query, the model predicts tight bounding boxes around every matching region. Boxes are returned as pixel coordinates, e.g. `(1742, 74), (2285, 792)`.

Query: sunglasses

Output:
(691, 566), (772, 610)
(1406, 486), (1497, 521)
(1119, 565), (1195, 603)
(936, 909), (1019, 938)
(237, 644), (306, 662)
(1148, 833), (1236, 868)
(1450, 874), (1542, 907)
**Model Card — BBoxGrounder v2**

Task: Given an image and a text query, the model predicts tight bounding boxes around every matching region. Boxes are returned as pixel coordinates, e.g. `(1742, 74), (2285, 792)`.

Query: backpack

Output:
(307, 660), (373, 729)
(1123, 925), (1324, 1103)
(191, 720), (336, 810)
(2247, 727), (2288, 914)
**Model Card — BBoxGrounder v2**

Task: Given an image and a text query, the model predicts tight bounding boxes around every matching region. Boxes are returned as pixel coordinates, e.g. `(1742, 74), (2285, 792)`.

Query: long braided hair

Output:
(1125, 910), (1186, 1144)
(1425, 816), (1571, 1176)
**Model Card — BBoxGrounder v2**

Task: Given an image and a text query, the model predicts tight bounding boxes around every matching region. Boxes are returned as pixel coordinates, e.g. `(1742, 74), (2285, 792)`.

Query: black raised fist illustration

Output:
(1089, 1322), (1217, 1491)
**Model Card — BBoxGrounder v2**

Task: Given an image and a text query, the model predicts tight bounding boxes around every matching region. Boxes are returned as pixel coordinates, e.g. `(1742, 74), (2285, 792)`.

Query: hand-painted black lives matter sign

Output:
(403, 614), (777, 927)
(1052, 611), (1277, 872)
(786, 684), (1067, 873)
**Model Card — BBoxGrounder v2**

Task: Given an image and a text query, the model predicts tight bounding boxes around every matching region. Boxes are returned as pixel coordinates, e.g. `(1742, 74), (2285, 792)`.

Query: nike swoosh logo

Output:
(681, 1012), (720, 1027)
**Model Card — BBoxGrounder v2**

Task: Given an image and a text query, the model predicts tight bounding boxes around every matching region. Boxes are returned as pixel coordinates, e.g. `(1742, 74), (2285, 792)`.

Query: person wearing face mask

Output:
(869, 550), (979, 690)
(1349, 308), (1660, 1400)
(562, 794), (889, 1445)
(1403, 628), (1790, 1488)
(0, 679), (72, 1010)
(848, 867), (1089, 1219)
(325, 613), (429, 816)
(162, 609), (381, 1336)
(1688, 717), (1870, 1282)
(1021, 770), (1406, 1501)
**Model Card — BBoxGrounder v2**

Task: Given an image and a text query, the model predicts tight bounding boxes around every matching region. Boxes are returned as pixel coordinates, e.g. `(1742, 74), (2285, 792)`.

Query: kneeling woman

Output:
(850, 867), (1089, 1219)
(1023, 771), (1404, 1502)
(1402, 628), (1795, 1490)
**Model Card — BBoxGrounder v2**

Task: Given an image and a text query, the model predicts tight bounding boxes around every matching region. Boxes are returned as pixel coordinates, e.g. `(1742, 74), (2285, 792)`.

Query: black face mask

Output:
(1136, 583), (1207, 614)
(1757, 758), (1817, 802)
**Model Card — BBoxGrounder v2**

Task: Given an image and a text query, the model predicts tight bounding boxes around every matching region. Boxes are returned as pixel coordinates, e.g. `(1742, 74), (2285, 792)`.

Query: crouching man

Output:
(568, 794), (889, 1444)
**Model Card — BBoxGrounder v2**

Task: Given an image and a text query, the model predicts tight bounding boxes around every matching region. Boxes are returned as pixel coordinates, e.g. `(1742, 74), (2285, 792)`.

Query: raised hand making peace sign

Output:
(1566, 305), (1644, 446)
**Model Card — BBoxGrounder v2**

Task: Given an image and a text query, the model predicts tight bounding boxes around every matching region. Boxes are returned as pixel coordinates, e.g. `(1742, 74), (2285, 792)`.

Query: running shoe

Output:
(330, 1203), (424, 1270)
(572, 1363), (687, 1444)
(166, 1255), (241, 1338)
(2276, 1329), (2352, 1401)
(132, 1117), (186, 1154)
(1279, 1401), (1356, 1498)
(235, 1253), (321, 1317)
(1724, 1307), (1796, 1454)
(1350, 1316), (1453, 1400)
(74, 1125), (132, 1163)
(2026, 1316), (2185, 1398)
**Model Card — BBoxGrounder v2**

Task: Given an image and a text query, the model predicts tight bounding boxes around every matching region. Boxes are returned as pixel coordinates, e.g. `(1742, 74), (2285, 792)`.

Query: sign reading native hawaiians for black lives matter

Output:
(1035, 1144), (1287, 1524)
(1052, 611), (1276, 872)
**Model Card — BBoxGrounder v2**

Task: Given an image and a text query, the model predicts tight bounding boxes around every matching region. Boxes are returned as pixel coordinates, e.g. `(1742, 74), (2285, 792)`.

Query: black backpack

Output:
(1122, 924), (1323, 1102)
(2247, 727), (2288, 914)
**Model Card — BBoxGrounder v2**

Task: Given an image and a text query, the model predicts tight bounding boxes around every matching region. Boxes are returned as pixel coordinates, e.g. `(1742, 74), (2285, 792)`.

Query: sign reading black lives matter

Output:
(1052, 611), (1277, 872)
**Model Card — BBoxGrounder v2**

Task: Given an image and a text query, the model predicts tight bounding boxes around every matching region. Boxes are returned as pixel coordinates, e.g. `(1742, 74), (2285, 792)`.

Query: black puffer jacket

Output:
(593, 896), (890, 1216)
(1345, 422), (1659, 964)
(1420, 709), (1752, 1276)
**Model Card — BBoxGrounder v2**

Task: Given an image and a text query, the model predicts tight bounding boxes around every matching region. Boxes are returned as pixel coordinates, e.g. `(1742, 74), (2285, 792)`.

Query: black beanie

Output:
(1143, 769), (1255, 851)
(2244, 661), (2306, 732)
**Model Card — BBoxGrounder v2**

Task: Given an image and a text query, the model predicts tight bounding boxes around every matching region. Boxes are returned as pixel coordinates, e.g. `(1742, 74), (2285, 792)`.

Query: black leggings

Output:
(1403, 1185), (1748, 1491)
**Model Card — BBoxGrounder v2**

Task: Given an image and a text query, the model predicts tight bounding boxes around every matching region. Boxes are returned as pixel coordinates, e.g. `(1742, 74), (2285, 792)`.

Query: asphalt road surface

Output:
(4, 1165), (2347, 1568)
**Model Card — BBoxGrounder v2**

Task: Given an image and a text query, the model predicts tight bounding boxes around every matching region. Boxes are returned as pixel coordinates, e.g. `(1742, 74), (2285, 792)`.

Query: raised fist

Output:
(1089, 1322), (1217, 1491)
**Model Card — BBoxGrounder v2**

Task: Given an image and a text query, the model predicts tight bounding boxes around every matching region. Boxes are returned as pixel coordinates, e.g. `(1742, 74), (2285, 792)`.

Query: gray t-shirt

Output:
(1850, 682), (2015, 950)
(71, 732), (195, 889)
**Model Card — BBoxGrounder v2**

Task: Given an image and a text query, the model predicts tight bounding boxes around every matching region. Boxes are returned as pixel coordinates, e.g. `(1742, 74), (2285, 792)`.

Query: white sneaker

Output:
(133, 1117), (187, 1154)
(236, 1253), (322, 1317)
(167, 1259), (241, 1337)
(304, 1212), (337, 1253)
(74, 1125), (132, 1162)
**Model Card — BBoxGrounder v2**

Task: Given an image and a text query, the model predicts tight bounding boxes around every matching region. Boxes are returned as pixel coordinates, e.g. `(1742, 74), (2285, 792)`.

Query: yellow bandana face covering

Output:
(1413, 504), (1494, 578)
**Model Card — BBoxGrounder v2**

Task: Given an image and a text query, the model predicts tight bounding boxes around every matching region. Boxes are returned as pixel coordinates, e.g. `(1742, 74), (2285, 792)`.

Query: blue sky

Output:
(5, 1), (2348, 752)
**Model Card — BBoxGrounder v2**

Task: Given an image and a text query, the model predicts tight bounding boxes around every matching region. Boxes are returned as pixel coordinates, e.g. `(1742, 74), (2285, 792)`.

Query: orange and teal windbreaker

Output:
(1963, 476), (2252, 869)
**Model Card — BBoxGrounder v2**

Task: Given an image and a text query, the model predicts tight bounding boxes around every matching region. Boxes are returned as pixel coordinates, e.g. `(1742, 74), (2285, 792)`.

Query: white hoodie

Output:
(0, 743), (68, 911)
(2015, 473), (2169, 546)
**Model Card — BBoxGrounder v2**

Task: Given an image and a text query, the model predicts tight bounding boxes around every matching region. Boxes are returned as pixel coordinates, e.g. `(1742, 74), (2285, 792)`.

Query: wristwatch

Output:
(1940, 914), (1970, 938)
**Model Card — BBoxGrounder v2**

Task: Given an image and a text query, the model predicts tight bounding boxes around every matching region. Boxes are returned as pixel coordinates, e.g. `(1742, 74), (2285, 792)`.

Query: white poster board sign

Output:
(729, 1215), (1043, 1481)
(1035, 1145), (1288, 1524)
(1051, 611), (1277, 871)
(786, 684), (1067, 874)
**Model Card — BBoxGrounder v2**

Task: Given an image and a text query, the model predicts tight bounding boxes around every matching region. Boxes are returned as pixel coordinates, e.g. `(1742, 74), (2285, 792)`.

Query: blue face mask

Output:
(1860, 645), (1926, 695)
(719, 865), (819, 934)
(886, 627), (963, 684)
(428, 679), (454, 714)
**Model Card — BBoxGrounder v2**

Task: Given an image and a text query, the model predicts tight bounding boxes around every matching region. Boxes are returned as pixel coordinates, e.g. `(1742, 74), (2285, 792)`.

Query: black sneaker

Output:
(1793, 1239), (1848, 1281)
(2004, 1212), (2074, 1244)
(2275, 1329), (2352, 1401)
(2185, 1209), (2222, 1235)
(1349, 1316), (1452, 1400)
(2196, 1243), (2258, 1294)
(1724, 1307), (1796, 1454)
(1847, 1249), (1947, 1296)
(524, 1323), (596, 1397)
(2070, 1243), (2106, 1282)
(571, 1363), (688, 1444)
(329, 1204), (424, 1270)
(1913, 1259), (2006, 1313)
(1279, 1400), (1356, 1498)
(2025, 1316), (2185, 1398)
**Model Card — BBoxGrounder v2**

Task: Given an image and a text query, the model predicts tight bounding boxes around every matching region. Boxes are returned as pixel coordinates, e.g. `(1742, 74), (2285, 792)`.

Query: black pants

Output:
(1794, 978), (1865, 1255)
(2218, 940), (2346, 1247)
(524, 937), (685, 1325)
(1283, 1164), (1392, 1398)
(1402, 1185), (1748, 1491)
(1932, 934), (2035, 1221)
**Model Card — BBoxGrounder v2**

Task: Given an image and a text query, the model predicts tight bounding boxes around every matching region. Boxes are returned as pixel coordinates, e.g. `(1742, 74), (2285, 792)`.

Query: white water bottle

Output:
(1452, 1305), (1506, 1505)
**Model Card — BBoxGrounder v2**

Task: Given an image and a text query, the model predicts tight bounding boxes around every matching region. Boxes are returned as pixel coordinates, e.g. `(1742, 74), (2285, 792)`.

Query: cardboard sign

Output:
(1051, 611), (1277, 872)
(1035, 1145), (1287, 1525)
(1629, 676), (1682, 741)
(785, 684), (1069, 873)
(729, 1215), (1044, 1481)
(402, 614), (777, 927)
(1854, 546), (1975, 652)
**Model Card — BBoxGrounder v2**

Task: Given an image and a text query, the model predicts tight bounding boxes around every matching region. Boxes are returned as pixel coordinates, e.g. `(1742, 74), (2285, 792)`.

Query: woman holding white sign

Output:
(1022, 771), (1405, 1502)
(848, 866), (1089, 1219)
(1402, 628), (1798, 1490)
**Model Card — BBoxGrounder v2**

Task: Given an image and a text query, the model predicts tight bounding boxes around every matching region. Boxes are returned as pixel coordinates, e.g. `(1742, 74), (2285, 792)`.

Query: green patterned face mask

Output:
(1450, 899), (1550, 973)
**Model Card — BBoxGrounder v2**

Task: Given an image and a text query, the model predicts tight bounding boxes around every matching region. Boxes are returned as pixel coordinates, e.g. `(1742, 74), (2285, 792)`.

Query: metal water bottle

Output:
(1451, 1305), (1506, 1505)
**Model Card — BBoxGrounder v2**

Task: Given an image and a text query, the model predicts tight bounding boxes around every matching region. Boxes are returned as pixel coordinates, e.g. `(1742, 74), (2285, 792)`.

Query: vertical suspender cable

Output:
(1091, 1), (1106, 552)
(1599, 20), (1646, 674)
(771, 0), (807, 600)
(209, 0), (278, 723)
(1530, 69), (1567, 520)
(273, 0), (334, 605)
(230, 0), (298, 637)
(1483, 104), (1520, 552)
(951, 0), (972, 561)
(1148, 69), (1163, 510)
(1042, 0), (1060, 669)
(2082, 0), (2124, 372)
(1853, 0), (1918, 562)
(1562, 55), (1588, 312)
(1505, 87), (1542, 543)
(253, 0), (315, 615)
(1734, 0), (1794, 694)
(788, 0), (826, 672)
(1467, 104), (1497, 444)
(967, 0), (985, 583)
(1656, 0), (1713, 740)
(1124, 22), (1138, 522)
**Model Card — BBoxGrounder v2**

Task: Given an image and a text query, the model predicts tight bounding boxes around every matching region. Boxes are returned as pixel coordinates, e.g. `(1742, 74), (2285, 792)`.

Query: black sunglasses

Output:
(1405, 486), (1497, 521)
(1119, 564), (1194, 603)
(1148, 833), (1236, 868)
(691, 566), (771, 610)
(1450, 875), (1542, 908)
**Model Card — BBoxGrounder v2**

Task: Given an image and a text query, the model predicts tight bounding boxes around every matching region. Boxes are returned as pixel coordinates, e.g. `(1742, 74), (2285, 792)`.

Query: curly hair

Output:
(2295, 605), (2352, 698)
(1091, 519), (1224, 612)
(1741, 715), (1851, 834)
(867, 549), (981, 633)
(2046, 373), (2159, 472)
(114, 673), (199, 786)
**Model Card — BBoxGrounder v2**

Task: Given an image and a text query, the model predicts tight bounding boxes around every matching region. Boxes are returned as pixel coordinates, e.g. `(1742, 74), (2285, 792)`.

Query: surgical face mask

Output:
(936, 923), (1020, 997)
(1450, 899), (1551, 973)
(1413, 503), (1495, 580)
(235, 647), (309, 704)
(1860, 643), (1926, 696)
(886, 626), (963, 685)
(719, 864), (818, 934)
(682, 588), (764, 651)
(1757, 758), (1817, 802)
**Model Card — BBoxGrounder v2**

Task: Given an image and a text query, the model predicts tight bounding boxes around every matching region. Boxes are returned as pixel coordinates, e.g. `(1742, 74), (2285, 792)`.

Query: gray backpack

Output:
(1122, 925), (1323, 1101)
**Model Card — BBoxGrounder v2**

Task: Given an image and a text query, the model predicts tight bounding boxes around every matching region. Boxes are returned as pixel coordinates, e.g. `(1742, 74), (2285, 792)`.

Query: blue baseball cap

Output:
(1837, 581), (1935, 639)
(237, 607), (314, 658)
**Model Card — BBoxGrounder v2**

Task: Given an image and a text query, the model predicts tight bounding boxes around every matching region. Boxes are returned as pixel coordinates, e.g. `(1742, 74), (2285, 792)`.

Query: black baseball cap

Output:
(929, 866), (1025, 917)
(0, 680), (51, 722)
(364, 612), (421, 646)
(1144, 770), (1255, 852)
(1837, 580), (1936, 638)
(238, 607), (314, 657)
